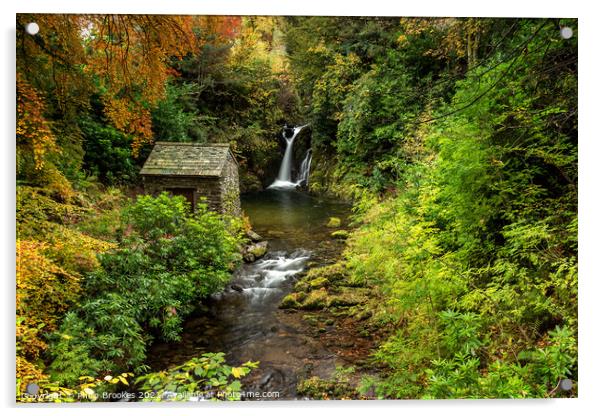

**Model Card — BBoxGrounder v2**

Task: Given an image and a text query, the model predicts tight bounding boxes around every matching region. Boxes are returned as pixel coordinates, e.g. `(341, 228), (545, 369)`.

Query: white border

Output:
(3, 1), (600, 416)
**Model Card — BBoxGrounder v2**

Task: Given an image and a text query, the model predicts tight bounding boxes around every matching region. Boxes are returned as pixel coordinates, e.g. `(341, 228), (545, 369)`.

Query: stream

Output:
(148, 188), (352, 399)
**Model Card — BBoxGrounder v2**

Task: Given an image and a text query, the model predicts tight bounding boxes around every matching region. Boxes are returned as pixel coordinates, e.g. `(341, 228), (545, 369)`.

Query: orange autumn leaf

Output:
(16, 73), (60, 170)
(17, 14), (242, 156)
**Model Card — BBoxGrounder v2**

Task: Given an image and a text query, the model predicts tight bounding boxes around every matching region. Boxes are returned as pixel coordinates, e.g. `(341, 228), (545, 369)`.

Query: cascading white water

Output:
(268, 124), (310, 189)
(297, 149), (312, 187)
(215, 250), (311, 304)
(276, 130), (296, 182)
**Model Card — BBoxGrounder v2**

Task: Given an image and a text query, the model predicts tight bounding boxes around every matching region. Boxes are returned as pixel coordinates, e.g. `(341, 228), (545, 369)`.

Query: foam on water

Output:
(228, 250), (311, 303)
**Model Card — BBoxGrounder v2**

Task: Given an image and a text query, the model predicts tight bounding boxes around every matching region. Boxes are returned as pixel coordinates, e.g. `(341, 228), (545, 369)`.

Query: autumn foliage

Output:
(16, 73), (59, 170)
(16, 186), (117, 394)
(16, 14), (243, 398)
(17, 14), (241, 159)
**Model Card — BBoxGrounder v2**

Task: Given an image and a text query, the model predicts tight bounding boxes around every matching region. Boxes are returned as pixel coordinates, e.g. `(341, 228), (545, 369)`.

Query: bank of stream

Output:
(148, 189), (373, 399)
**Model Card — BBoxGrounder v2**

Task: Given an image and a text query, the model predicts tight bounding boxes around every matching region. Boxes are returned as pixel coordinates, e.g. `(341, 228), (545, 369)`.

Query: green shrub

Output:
(123, 192), (191, 239)
(136, 353), (258, 401)
(48, 193), (243, 384)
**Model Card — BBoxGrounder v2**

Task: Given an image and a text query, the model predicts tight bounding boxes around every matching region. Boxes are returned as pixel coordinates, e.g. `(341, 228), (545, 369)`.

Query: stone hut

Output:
(140, 142), (241, 216)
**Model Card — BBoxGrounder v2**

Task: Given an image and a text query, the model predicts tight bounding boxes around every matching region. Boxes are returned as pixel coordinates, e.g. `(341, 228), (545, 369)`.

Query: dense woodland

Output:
(16, 15), (577, 400)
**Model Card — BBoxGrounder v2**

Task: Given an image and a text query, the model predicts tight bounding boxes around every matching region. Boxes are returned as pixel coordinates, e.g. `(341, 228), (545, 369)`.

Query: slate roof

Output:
(140, 142), (236, 177)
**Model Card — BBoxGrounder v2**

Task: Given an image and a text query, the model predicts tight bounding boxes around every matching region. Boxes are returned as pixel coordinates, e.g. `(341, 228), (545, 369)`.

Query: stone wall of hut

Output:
(141, 154), (241, 216)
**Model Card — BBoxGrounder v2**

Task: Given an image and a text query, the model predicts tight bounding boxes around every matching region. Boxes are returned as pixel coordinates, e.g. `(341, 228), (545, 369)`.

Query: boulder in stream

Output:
(230, 284), (244, 292)
(246, 229), (263, 242)
(243, 241), (268, 262)
(279, 293), (302, 309)
(330, 230), (349, 240)
(326, 217), (341, 228)
(300, 288), (329, 310)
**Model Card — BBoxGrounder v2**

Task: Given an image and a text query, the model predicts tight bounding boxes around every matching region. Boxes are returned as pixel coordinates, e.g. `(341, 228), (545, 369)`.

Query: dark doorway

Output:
(166, 188), (195, 211)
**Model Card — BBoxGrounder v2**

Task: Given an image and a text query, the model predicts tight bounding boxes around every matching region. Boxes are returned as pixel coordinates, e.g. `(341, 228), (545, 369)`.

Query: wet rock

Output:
(249, 241), (268, 257)
(243, 241), (268, 262)
(259, 372), (273, 388)
(279, 293), (302, 309)
(330, 230), (349, 240)
(246, 229), (263, 242)
(231, 284), (244, 292)
(326, 217), (341, 228)
(256, 368), (287, 393)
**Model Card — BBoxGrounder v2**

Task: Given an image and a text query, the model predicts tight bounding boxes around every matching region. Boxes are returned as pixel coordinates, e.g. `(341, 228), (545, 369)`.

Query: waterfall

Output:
(276, 127), (298, 182)
(268, 124), (309, 189)
(297, 149), (312, 187)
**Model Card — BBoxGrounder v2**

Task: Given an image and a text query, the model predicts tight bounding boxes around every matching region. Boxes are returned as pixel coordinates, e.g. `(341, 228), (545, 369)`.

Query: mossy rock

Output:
(294, 280), (311, 293)
(308, 276), (328, 289)
(326, 288), (367, 307)
(248, 241), (268, 257)
(300, 288), (329, 310)
(359, 329), (372, 338)
(297, 376), (357, 399)
(296, 291), (308, 302)
(243, 241), (268, 262)
(279, 292), (304, 309)
(330, 230), (349, 239)
(302, 314), (319, 326)
(355, 309), (373, 321)
(326, 217), (341, 228)
(304, 263), (347, 285)
(245, 229), (263, 242)
(327, 296), (362, 307)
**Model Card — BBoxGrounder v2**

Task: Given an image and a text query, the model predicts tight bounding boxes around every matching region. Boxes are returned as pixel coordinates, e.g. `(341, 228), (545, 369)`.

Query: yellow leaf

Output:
(231, 367), (243, 378)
